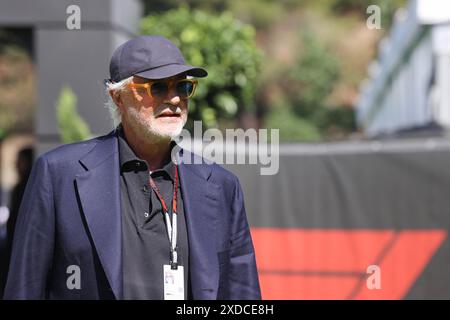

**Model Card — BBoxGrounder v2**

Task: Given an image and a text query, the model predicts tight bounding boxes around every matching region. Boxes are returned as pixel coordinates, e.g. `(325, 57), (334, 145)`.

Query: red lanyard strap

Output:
(148, 165), (180, 269)
(148, 165), (179, 214)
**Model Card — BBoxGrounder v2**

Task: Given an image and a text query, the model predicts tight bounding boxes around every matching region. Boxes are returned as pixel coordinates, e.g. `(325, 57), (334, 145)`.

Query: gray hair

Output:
(104, 76), (133, 127)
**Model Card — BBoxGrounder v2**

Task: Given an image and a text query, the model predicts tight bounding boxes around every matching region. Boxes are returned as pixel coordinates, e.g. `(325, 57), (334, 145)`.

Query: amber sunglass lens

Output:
(176, 81), (194, 99)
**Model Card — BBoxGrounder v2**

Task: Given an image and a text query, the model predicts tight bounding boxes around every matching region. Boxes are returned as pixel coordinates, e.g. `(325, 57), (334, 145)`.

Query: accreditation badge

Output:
(163, 264), (184, 300)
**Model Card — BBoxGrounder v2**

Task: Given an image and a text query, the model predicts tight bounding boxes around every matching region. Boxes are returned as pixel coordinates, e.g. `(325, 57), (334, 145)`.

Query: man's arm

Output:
(227, 175), (261, 300)
(3, 156), (55, 299)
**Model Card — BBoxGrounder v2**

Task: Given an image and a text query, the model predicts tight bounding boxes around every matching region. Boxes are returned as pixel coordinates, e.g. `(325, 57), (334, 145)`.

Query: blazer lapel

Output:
(177, 151), (221, 300)
(75, 132), (123, 299)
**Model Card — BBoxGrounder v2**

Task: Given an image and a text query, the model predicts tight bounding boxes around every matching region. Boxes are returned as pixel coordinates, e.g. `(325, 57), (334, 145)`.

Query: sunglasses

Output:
(128, 79), (198, 100)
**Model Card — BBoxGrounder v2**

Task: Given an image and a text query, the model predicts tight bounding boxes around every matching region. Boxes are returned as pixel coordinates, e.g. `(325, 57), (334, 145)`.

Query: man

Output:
(4, 35), (261, 300)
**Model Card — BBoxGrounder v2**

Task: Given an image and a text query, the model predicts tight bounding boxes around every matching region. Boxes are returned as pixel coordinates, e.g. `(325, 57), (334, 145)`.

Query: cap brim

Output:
(135, 64), (207, 80)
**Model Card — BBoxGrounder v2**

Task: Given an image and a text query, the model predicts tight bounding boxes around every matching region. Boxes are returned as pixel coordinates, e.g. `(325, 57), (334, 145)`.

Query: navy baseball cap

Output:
(109, 35), (207, 82)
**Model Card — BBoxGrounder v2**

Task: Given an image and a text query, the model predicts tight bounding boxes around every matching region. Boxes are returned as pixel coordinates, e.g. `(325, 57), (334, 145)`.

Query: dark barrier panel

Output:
(225, 138), (450, 299)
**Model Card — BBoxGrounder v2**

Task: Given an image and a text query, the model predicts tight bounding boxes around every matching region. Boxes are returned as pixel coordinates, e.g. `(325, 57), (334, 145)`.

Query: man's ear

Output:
(109, 90), (123, 109)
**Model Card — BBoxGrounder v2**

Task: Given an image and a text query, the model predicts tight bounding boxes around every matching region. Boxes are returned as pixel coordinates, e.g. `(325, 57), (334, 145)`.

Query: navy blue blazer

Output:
(3, 130), (261, 300)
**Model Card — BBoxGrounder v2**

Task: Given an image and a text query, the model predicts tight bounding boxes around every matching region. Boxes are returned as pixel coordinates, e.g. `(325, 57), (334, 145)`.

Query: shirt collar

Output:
(117, 125), (176, 180)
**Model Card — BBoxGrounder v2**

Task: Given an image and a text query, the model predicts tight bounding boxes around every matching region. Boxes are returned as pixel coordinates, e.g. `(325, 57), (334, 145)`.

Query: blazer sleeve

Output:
(3, 155), (56, 299)
(227, 176), (262, 300)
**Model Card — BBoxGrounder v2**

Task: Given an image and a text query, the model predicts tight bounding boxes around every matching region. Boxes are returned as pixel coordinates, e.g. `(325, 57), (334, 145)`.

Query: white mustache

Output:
(156, 104), (182, 117)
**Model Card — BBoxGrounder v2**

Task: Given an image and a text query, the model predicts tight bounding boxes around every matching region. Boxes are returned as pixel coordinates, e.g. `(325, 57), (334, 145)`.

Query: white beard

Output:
(125, 106), (187, 142)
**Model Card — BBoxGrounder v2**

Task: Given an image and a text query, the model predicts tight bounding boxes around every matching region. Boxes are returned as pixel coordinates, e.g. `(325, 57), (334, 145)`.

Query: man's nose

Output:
(169, 95), (181, 105)
(165, 86), (181, 105)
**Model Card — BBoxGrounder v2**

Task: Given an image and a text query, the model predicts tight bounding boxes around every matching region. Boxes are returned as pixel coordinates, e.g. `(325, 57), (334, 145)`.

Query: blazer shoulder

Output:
(39, 132), (115, 166)
(210, 162), (239, 183)
(201, 161), (241, 195)
(180, 148), (240, 189)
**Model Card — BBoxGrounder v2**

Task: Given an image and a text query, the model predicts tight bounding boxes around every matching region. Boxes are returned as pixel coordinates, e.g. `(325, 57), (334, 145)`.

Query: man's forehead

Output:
(132, 73), (187, 83)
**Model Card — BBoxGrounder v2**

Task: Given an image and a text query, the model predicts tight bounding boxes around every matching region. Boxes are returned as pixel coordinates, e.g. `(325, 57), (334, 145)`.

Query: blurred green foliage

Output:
(142, 0), (406, 30)
(287, 30), (340, 118)
(143, 0), (227, 14)
(140, 3), (364, 141)
(0, 43), (34, 136)
(263, 29), (355, 140)
(0, 1), (407, 142)
(141, 7), (262, 130)
(56, 86), (92, 143)
(265, 106), (322, 142)
(226, 0), (290, 30)
(313, 107), (356, 137)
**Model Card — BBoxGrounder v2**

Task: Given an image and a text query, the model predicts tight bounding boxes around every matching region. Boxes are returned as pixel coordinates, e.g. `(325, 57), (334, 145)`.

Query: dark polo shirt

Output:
(117, 128), (190, 300)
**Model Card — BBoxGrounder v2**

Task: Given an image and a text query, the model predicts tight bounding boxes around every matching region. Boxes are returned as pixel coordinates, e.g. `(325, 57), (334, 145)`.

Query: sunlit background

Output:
(1, 0), (450, 299)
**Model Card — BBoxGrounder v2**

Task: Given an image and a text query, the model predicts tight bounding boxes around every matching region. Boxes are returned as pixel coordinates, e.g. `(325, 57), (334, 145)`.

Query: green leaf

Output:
(56, 86), (92, 143)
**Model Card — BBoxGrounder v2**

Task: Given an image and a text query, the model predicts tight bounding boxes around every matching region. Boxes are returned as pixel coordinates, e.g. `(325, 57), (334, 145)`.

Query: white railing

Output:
(356, 0), (450, 136)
